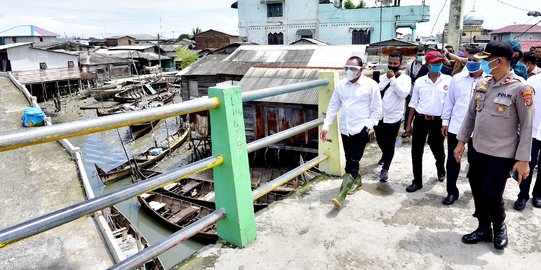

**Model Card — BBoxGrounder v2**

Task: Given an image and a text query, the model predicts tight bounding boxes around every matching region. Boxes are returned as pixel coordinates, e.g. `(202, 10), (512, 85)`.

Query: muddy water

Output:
(48, 97), (203, 269)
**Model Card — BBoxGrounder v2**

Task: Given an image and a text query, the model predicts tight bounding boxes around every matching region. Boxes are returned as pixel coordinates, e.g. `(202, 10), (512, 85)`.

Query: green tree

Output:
(344, 0), (356, 9)
(356, 0), (366, 8)
(176, 47), (198, 69)
(178, 33), (192, 40)
(191, 27), (202, 40)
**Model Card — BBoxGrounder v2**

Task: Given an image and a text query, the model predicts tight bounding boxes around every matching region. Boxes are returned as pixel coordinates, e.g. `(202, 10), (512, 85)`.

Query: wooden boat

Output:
(137, 192), (217, 243)
(104, 206), (164, 270)
(114, 84), (174, 103)
(94, 126), (190, 184)
(129, 120), (160, 140)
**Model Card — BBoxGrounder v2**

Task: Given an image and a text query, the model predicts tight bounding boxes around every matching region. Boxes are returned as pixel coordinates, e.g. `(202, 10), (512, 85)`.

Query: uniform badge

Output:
(503, 77), (511, 84)
(475, 93), (482, 99)
(479, 84), (487, 90)
(443, 85), (448, 90)
(522, 89), (534, 108)
(497, 106), (506, 113)
(476, 102), (481, 110)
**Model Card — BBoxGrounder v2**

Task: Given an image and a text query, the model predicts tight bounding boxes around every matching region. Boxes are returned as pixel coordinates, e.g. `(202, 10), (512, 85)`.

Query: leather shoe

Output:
(406, 183), (422, 193)
(493, 223), (508, 250)
(400, 131), (408, 138)
(378, 158), (384, 166)
(462, 227), (492, 244)
(513, 198), (528, 211)
(442, 194), (458, 205)
(438, 173), (445, 182)
(379, 169), (389, 182)
(533, 196), (541, 208)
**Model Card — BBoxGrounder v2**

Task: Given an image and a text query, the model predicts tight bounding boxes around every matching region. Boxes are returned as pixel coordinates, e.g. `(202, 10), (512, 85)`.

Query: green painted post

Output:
(208, 85), (256, 247)
(318, 71), (345, 176)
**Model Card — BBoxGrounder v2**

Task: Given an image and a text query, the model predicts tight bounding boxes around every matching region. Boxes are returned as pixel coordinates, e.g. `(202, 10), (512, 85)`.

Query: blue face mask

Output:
(466, 61), (482, 73)
(429, 63), (443, 74)
(481, 58), (499, 74)
(417, 55), (425, 62)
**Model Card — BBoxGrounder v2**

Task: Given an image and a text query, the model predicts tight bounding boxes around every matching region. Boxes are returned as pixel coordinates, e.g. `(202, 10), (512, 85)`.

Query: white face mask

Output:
(346, 70), (358, 81)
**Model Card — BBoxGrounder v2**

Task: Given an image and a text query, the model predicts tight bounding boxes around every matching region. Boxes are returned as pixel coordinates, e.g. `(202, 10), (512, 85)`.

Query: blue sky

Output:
(0, 0), (536, 39)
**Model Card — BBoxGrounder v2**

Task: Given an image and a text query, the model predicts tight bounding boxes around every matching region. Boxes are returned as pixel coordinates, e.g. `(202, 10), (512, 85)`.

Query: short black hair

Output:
(467, 46), (482, 55)
(347, 56), (363, 66)
(415, 46), (425, 53)
(524, 52), (537, 64)
(445, 45), (454, 49)
(388, 50), (403, 63)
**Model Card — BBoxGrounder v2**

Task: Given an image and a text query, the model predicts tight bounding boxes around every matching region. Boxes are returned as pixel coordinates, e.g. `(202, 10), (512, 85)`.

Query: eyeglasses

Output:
(343, 65), (361, 72)
(417, 53), (425, 56)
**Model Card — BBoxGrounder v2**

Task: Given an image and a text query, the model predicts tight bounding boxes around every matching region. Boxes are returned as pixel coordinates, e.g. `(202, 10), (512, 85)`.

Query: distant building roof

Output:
(32, 40), (92, 50)
(290, 38), (331, 46)
(520, 41), (541, 52)
(160, 44), (188, 52)
(0, 42), (33, 50)
(108, 45), (156, 51)
(106, 35), (136, 40)
(128, 34), (158, 41)
(195, 29), (238, 38)
(369, 38), (418, 47)
(491, 24), (541, 34)
(95, 49), (170, 61)
(0, 25), (58, 37)
(80, 52), (130, 66)
(180, 54), (257, 76)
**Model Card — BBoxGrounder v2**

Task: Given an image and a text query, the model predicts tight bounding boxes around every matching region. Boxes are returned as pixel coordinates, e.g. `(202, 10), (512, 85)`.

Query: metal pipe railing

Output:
(108, 209), (226, 270)
(246, 117), (324, 153)
(253, 154), (328, 200)
(242, 79), (329, 102)
(0, 156), (223, 248)
(0, 97), (219, 152)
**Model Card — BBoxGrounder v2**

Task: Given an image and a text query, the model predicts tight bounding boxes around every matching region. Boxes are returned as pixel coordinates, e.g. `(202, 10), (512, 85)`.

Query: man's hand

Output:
(441, 126), (448, 137)
(512, 161), (530, 185)
(405, 124), (413, 137)
(386, 70), (395, 79)
(320, 129), (328, 142)
(454, 141), (465, 163)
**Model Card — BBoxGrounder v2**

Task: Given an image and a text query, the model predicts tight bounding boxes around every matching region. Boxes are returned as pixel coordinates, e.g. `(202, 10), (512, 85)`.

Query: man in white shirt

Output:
(320, 56), (383, 208)
(402, 47), (429, 137)
(441, 47), (485, 205)
(405, 51), (452, 192)
(375, 51), (411, 182)
(514, 72), (541, 210)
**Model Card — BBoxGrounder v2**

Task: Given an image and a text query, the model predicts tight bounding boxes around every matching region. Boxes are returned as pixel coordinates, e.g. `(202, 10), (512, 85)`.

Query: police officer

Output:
(455, 41), (534, 250)
(405, 51), (452, 192)
(320, 56), (383, 208)
(514, 73), (541, 211)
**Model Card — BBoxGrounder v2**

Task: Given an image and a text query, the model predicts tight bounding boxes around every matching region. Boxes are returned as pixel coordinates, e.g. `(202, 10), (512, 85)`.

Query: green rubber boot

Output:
(331, 174), (355, 208)
(347, 174), (363, 195)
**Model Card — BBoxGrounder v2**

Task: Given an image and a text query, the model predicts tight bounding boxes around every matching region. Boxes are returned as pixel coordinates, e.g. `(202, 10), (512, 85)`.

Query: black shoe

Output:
(514, 198), (528, 211)
(533, 196), (541, 208)
(493, 223), (508, 250)
(401, 131), (408, 138)
(442, 194), (459, 205)
(438, 173), (445, 182)
(379, 169), (389, 182)
(462, 227), (493, 244)
(406, 183), (422, 193)
(378, 158), (384, 166)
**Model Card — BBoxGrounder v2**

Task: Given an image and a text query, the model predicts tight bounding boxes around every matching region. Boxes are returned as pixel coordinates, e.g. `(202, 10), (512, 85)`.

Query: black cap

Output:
(474, 41), (513, 60)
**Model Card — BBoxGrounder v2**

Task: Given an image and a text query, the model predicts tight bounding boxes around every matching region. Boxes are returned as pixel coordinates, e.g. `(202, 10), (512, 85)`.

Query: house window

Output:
(39, 62), (47, 70)
(352, 30), (370, 45)
(67, 61), (75, 68)
(268, 32), (284, 45)
(267, 3), (283, 17)
(39, 37), (43, 42)
(12, 37), (16, 43)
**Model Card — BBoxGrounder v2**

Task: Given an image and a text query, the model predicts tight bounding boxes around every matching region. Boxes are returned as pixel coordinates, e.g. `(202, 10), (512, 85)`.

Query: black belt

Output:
(417, 114), (441, 120)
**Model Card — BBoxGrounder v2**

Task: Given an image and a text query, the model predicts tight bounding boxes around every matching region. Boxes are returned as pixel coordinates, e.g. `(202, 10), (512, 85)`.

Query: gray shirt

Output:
(457, 70), (534, 161)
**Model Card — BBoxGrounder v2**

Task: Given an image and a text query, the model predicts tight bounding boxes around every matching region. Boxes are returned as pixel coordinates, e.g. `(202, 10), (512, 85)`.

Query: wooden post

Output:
(318, 71), (345, 176)
(208, 85), (256, 247)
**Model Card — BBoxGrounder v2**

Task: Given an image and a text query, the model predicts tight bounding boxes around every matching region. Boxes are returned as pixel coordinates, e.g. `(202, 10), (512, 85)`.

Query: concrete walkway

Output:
(182, 138), (541, 269)
(0, 77), (112, 269)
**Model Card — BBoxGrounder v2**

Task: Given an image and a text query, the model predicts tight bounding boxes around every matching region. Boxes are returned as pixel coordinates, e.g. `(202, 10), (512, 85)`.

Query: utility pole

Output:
(447, 0), (464, 51)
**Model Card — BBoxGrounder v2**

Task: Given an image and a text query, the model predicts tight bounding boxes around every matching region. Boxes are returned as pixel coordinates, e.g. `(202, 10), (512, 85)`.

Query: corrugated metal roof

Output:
(128, 34), (158, 41)
(0, 25), (58, 37)
(182, 54), (261, 76)
(109, 45), (155, 51)
(160, 44), (188, 52)
(80, 53), (130, 66)
(491, 24), (541, 34)
(96, 49), (170, 61)
(239, 67), (321, 105)
(0, 42), (32, 50)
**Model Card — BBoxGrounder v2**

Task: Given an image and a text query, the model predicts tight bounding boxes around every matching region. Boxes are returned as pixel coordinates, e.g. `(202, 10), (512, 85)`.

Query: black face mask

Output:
(388, 66), (400, 73)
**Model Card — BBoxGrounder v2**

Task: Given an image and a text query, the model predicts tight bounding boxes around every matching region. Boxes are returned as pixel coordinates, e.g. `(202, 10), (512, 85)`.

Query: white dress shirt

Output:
(409, 73), (452, 116)
(378, 73), (412, 123)
(527, 74), (541, 140)
(442, 72), (485, 134)
(323, 76), (383, 136)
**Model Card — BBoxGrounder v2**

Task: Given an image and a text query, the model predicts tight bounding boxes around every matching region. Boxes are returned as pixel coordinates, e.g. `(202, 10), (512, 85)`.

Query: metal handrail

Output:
(0, 156), (223, 248)
(0, 97), (219, 152)
(242, 79), (329, 102)
(108, 209), (226, 270)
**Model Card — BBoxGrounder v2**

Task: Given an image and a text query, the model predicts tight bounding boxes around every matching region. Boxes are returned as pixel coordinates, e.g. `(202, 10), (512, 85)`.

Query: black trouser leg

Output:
(467, 145), (490, 228)
(446, 132), (460, 196)
(427, 119), (445, 176)
(411, 117), (429, 185)
(375, 120), (401, 170)
(403, 95), (411, 130)
(532, 139), (541, 198)
(341, 129), (369, 179)
(518, 139), (540, 200)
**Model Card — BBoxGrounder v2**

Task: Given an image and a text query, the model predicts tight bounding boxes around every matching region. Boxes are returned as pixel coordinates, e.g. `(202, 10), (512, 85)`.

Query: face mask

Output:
(481, 58), (499, 74)
(417, 56), (425, 62)
(388, 65), (400, 73)
(429, 63), (443, 74)
(466, 61), (482, 73)
(345, 69), (359, 81)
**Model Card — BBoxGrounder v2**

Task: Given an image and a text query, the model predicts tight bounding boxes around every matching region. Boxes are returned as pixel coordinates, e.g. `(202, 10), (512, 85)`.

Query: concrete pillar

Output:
(447, 0), (464, 50)
(411, 27), (417, 43)
(208, 85), (256, 247)
(318, 71), (345, 176)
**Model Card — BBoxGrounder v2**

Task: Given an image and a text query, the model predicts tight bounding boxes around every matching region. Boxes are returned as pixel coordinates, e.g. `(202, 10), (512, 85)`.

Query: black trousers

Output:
(446, 133), (477, 196)
(518, 139), (541, 200)
(341, 128), (370, 179)
(411, 116), (446, 185)
(403, 94), (412, 130)
(374, 120), (401, 170)
(468, 151), (514, 227)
